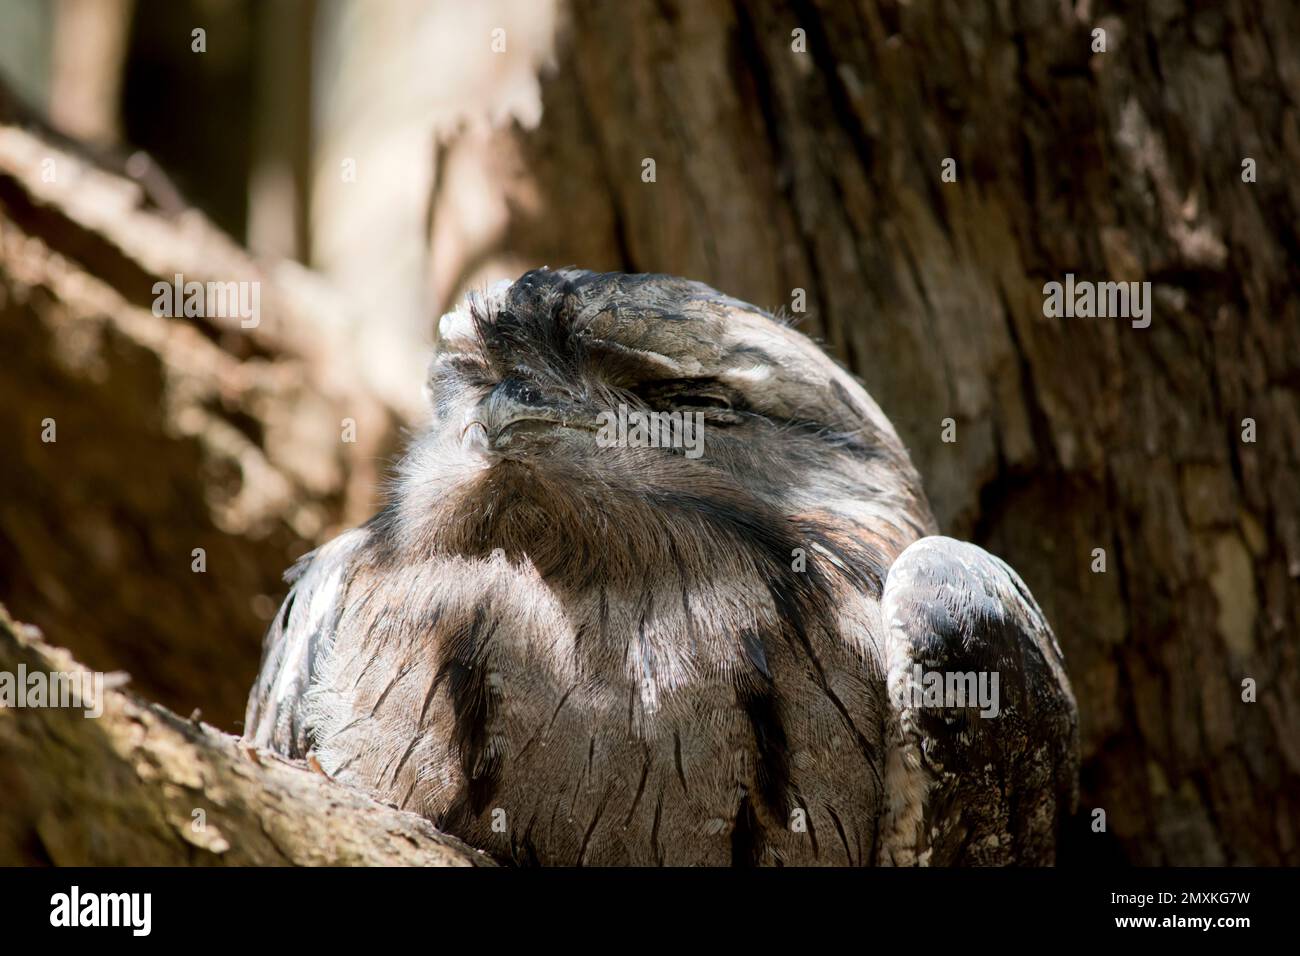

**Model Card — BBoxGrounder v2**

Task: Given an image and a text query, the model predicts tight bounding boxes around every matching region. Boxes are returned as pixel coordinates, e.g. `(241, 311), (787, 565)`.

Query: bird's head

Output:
(389, 269), (933, 594)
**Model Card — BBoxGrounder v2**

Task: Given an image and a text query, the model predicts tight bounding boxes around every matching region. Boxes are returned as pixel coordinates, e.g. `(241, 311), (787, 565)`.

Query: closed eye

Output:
(627, 378), (745, 418)
(678, 392), (732, 410)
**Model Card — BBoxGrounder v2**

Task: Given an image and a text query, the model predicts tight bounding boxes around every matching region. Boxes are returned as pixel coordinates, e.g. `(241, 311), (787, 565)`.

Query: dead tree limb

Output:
(0, 80), (399, 728)
(0, 605), (490, 866)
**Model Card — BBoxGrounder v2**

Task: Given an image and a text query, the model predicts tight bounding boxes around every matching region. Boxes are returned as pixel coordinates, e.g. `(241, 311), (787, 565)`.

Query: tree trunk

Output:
(428, 0), (1300, 865)
(0, 84), (400, 730)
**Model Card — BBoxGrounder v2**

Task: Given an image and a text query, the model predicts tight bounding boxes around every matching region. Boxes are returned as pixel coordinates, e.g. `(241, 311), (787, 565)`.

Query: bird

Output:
(243, 268), (1079, 866)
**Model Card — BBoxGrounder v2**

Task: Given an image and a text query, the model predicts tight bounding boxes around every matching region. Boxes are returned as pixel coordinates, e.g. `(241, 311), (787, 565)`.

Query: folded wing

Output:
(878, 536), (1078, 865)
(243, 529), (368, 757)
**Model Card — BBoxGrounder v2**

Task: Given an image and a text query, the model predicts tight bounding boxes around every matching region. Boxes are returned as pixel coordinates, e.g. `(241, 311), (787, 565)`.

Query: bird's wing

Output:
(877, 535), (1078, 865)
(242, 528), (368, 757)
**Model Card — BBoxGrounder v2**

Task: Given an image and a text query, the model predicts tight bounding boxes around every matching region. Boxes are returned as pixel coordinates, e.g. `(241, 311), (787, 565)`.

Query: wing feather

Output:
(878, 535), (1078, 865)
(243, 528), (368, 757)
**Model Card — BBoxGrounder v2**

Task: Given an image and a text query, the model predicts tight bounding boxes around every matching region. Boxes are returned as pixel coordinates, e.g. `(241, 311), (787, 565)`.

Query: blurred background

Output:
(0, 0), (561, 417)
(0, 0), (1297, 865)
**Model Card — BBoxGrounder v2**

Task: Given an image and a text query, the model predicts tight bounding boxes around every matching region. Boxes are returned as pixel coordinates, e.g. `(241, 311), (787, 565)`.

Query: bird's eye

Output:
(681, 391), (732, 410)
(628, 379), (741, 418)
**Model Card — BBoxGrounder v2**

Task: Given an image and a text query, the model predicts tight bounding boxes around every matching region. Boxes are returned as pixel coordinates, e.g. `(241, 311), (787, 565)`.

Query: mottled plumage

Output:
(244, 268), (1078, 865)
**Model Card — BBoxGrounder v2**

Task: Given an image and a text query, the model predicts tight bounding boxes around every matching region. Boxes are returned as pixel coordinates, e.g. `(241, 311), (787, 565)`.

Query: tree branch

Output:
(0, 605), (492, 866)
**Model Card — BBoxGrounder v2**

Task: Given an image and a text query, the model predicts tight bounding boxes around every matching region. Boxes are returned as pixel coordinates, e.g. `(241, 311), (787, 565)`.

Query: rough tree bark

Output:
(0, 604), (488, 865)
(0, 84), (400, 731)
(428, 0), (1300, 864)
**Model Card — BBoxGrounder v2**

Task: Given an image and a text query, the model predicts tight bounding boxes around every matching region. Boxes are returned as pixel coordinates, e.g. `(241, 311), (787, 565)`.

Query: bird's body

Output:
(245, 269), (1078, 866)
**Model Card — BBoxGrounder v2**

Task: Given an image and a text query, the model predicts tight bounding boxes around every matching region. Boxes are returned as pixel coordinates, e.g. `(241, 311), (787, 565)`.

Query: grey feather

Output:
(879, 536), (1079, 865)
(244, 529), (368, 757)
